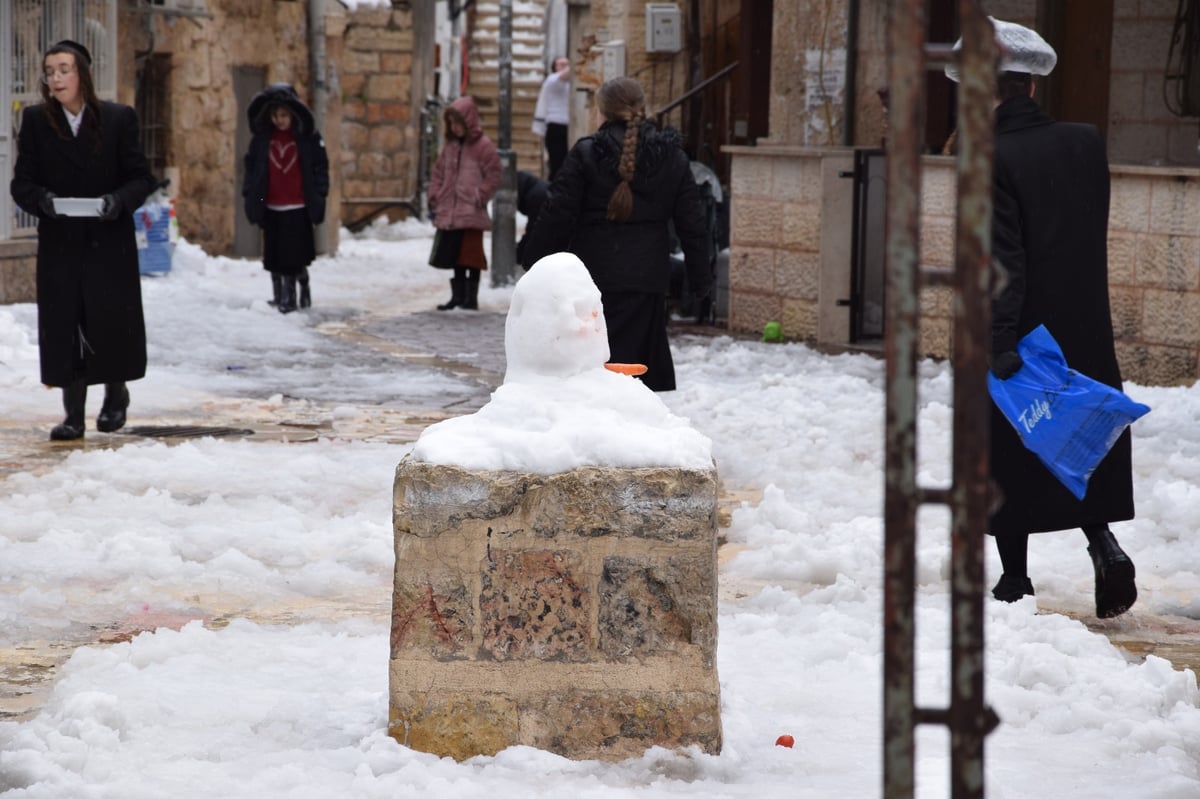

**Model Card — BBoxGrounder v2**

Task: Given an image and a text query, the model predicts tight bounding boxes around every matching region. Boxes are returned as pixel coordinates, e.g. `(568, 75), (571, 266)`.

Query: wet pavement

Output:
(1, 309), (1197, 722)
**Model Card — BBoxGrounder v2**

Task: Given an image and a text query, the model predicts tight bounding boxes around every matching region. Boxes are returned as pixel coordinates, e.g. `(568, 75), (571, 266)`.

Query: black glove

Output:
(39, 191), (62, 219)
(990, 350), (1024, 380)
(99, 193), (121, 221)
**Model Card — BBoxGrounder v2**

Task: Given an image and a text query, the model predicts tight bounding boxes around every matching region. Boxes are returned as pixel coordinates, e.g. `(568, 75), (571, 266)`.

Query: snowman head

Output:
(505, 253), (609, 381)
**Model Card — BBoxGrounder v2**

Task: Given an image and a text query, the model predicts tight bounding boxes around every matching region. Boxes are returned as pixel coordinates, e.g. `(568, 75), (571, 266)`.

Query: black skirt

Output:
(602, 291), (675, 392)
(263, 208), (315, 275)
(429, 228), (487, 270)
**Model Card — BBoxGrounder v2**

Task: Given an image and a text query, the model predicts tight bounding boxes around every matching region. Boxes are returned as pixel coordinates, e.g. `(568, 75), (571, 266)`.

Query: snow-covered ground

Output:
(1, 218), (1198, 798)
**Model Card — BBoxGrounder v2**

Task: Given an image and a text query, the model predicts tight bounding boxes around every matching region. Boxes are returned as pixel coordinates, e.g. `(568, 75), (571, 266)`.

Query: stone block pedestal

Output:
(389, 459), (722, 761)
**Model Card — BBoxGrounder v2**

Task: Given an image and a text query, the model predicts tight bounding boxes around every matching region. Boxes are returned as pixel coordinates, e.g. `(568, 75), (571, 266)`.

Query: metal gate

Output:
(883, 1), (1000, 797)
(1, 0), (117, 240)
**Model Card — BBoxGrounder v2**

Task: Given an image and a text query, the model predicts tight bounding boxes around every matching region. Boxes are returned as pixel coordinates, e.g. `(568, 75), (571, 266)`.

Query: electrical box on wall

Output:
(645, 3), (682, 54)
(602, 40), (626, 81)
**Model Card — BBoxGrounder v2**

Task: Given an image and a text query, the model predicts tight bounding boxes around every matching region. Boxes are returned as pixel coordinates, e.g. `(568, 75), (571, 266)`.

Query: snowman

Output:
(410, 253), (712, 474)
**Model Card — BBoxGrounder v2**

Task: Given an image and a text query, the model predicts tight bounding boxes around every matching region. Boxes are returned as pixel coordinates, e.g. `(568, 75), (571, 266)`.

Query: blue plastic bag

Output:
(987, 325), (1150, 500)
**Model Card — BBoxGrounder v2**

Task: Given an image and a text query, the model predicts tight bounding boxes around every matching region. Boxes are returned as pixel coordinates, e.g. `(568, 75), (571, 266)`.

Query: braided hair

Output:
(596, 77), (646, 222)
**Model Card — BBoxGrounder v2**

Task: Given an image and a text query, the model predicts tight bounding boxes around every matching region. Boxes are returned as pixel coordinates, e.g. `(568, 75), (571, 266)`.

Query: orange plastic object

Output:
(604, 362), (648, 376)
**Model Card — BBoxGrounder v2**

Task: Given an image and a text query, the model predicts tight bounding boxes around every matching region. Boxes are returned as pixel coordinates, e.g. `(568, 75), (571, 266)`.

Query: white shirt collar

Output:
(64, 105), (84, 137)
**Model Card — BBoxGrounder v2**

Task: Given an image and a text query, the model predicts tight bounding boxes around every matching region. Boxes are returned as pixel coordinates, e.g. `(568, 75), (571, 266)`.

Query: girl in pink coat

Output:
(427, 96), (501, 310)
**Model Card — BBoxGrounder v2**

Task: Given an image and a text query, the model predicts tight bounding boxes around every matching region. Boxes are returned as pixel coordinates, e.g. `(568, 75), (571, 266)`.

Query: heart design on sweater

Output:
(270, 140), (297, 173)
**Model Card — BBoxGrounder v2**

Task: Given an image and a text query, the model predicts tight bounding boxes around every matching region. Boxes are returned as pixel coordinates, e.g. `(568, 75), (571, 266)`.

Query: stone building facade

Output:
(722, 0), (1200, 386)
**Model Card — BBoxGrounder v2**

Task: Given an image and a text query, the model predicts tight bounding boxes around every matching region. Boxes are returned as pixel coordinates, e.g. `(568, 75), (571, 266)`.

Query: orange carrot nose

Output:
(604, 362), (648, 376)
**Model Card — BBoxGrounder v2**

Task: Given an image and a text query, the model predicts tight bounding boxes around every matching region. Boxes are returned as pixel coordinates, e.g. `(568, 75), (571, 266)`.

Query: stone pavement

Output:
(1, 310), (1197, 722)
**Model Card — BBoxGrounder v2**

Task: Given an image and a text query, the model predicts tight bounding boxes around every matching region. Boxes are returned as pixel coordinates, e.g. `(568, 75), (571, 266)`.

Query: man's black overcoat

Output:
(989, 95), (1134, 535)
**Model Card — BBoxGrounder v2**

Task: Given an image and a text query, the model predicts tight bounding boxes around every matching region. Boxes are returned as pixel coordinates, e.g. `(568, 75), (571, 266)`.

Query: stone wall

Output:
(1109, 0), (1200, 167)
(1107, 165), (1200, 383)
(389, 459), (722, 762)
(119, 0), (313, 253)
(566, 0), (694, 134)
(765, 0), (850, 147)
(338, 4), (422, 221)
(725, 147), (1200, 386)
(0, 241), (37, 305)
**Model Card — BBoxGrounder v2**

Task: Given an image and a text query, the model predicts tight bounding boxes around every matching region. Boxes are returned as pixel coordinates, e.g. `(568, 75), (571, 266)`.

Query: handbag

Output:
(987, 325), (1150, 499)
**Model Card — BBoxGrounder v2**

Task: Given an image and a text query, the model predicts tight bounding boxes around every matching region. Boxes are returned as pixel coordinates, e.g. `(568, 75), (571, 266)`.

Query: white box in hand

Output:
(53, 197), (104, 217)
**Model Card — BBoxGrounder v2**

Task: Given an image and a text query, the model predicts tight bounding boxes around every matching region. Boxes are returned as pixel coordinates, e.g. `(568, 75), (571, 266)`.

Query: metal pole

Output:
(948, 3), (1000, 796)
(490, 0), (518, 286)
(881, 2), (1000, 797)
(882, 0), (925, 796)
(307, 0), (329, 255)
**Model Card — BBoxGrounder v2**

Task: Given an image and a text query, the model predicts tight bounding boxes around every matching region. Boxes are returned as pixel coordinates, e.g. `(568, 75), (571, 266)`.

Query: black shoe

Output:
(49, 380), (87, 441)
(97, 383), (130, 433)
(462, 271), (480, 310)
(278, 275), (298, 314)
(49, 421), (85, 441)
(1088, 530), (1137, 619)
(437, 277), (464, 311)
(299, 268), (311, 309)
(992, 573), (1035, 603)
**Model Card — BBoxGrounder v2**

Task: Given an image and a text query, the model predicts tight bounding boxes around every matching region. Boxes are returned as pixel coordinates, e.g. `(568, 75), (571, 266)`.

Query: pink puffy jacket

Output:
(428, 96), (502, 232)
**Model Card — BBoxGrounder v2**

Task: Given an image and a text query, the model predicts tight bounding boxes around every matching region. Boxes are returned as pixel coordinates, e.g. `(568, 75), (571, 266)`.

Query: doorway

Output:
(232, 65), (265, 258)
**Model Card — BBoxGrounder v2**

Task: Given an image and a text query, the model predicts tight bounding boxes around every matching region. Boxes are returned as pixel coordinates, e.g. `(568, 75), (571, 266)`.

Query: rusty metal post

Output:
(883, 1), (1000, 797)
(947, 3), (1001, 797)
(882, 0), (925, 795)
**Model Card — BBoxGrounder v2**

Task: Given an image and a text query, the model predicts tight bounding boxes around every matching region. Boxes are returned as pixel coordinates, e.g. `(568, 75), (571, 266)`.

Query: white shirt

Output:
(64, 106), (84, 137)
(532, 72), (570, 135)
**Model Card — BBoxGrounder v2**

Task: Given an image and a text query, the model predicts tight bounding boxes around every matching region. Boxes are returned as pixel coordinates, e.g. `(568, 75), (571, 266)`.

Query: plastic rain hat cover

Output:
(944, 17), (1057, 83)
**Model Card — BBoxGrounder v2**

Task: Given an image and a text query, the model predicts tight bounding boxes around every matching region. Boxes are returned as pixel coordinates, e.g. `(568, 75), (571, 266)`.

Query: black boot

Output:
(269, 273), (283, 307)
(278, 275), (298, 314)
(299, 268), (311, 309)
(96, 382), (130, 433)
(50, 380), (87, 441)
(1087, 528), (1137, 619)
(991, 573), (1035, 603)
(462, 270), (480, 310)
(437, 278), (464, 311)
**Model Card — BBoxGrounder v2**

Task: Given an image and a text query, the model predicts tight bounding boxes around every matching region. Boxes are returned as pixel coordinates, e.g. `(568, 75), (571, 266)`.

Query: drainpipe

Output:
(843, 0), (859, 146)
(491, 0), (518, 285)
(308, 0), (329, 254)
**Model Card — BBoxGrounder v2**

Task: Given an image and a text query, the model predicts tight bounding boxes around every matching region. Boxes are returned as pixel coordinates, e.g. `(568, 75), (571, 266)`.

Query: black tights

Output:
(996, 524), (1111, 578)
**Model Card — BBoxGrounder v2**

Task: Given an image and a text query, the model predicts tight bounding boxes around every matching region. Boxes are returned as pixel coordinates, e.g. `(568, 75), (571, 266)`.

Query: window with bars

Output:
(136, 53), (171, 179)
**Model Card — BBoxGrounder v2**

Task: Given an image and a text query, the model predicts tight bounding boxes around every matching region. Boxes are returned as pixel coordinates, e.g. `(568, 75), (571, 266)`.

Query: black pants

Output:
(545, 123), (568, 180)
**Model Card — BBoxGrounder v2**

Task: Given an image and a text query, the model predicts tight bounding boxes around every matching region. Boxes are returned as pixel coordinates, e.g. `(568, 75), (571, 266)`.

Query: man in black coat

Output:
(10, 40), (157, 440)
(948, 19), (1138, 618)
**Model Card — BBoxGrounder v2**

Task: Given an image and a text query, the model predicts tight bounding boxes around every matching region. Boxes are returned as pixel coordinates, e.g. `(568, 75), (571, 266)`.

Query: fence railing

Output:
(2, 0), (116, 241)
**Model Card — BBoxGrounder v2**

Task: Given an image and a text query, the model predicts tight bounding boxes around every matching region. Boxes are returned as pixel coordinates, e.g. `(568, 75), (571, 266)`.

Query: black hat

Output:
(52, 39), (92, 66)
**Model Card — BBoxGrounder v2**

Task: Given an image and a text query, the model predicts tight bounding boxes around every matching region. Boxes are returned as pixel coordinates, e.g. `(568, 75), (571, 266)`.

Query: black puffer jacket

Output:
(521, 121), (709, 296)
(242, 83), (329, 226)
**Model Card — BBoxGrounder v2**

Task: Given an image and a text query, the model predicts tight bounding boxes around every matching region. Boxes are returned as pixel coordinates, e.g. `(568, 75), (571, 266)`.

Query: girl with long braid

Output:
(521, 77), (710, 391)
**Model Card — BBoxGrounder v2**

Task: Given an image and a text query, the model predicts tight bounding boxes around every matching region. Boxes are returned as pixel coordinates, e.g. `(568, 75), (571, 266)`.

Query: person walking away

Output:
(520, 76), (710, 391)
(242, 83), (330, 313)
(532, 56), (571, 180)
(10, 40), (157, 441)
(427, 96), (501, 311)
(946, 18), (1139, 618)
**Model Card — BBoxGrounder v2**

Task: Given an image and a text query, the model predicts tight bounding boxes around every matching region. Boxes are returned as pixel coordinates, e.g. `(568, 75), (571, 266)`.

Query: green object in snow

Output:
(762, 321), (783, 342)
